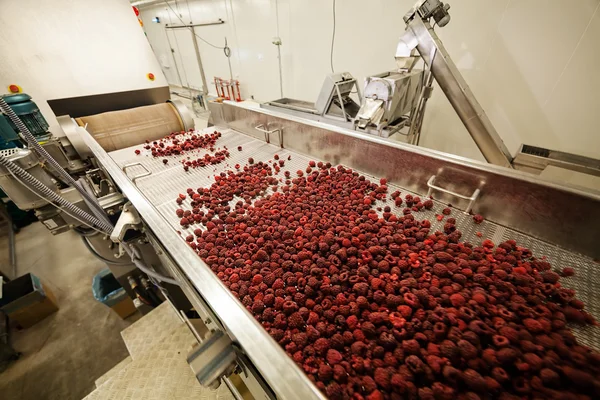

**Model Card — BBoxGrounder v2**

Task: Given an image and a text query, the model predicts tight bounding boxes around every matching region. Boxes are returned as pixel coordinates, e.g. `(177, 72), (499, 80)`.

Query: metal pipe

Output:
(190, 26), (210, 108)
(406, 17), (513, 168)
(165, 28), (185, 87)
(165, 20), (225, 28)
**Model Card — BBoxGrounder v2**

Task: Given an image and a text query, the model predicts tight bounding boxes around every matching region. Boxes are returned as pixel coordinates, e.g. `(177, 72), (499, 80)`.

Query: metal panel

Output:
(47, 87), (170, 119)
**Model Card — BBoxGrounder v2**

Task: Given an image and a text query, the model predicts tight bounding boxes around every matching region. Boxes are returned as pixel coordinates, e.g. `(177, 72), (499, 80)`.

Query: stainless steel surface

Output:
(261, 100), (404, 139)
(426, 174), (481, 213)
(398, 15), (513, 167)
(169, 99), (196, 132)
(190, 27), (210, 107)
(110, 203), (142, 243)
(214, 102), (600, 259)
(356, 69), (423, 134)
(82, 102), (600, 398)
(513, 143), (600, 177)
(123, 162), (152, 183)
(254, 124), (283, 147)
(109, 115), (600, 365)
(187, 330), (237, 389)
(264, 98), (319, 114)
(0, 148), (58, 210)
(80, 126), (325, 400)
(58, 115), (92, 158)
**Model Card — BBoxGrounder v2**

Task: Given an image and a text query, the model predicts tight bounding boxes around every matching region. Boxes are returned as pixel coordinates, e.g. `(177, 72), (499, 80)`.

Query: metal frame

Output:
(398, 15), (513, 167)
(426, 175), (480, 213)
(77, 126), (325, 400)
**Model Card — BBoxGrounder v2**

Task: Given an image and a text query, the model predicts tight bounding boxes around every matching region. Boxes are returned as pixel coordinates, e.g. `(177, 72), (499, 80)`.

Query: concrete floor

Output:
(0, 222), (140, 400)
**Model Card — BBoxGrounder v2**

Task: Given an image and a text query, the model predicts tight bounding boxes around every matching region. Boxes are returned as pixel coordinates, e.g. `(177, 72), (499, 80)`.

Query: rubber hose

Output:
(0, 98), (112, 228)
(122, 242), (180, 286)
(0, 155), (113, 233)
(80, 236), (130, 266)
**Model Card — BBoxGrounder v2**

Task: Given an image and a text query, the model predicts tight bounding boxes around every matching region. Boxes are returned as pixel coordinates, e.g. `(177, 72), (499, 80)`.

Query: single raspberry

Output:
(449, 293), (466, 307)
(313, 336), (331, 355)
(325, 382), (343, 400)
(326, 349), (343, 365)
(318, 363), (333, 380)
(346, 315), (358, 329)
(457, 339), (478, 360)
(561, 267), (575, 277)
(288, 312), (305, 329)
(332, 364), (347, 383)
(374, 367), (391, 390)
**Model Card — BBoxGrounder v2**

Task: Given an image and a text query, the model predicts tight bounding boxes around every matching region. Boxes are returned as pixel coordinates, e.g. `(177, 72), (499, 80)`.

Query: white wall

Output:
(0, 0), (168, 135)
(139, 0), (600, 163)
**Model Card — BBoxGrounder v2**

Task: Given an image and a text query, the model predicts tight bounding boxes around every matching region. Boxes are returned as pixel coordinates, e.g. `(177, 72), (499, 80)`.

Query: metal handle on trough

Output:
(426, 175), (480, 214)
(255, 124), (283, 148)
(122, 162), (152, 183)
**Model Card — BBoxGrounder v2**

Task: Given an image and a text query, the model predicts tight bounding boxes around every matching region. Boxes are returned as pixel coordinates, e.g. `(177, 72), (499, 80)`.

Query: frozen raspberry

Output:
(442, 207), (452, 215)
(473, 214), (484, 224)
(374, 367), (391, 390)
(458, 340), (478, 360)
(450, 293), (466, 307)
(326, 349), (343, 365)
(314, 338), (330, 355)
(397, 305), (412, 318)
(561, 267), (575, 277)
(362, 375), (377, 393)
(288, 312), (304, 329)
(325, 382), (343, 400)
(332, 364), (347, 383)
(318, 363), (333, 380)
(541, 271), (560, 284)
(463, 368), (486, 392)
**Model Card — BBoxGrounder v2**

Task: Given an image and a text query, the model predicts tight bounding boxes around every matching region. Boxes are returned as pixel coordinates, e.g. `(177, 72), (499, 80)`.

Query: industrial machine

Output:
(261, 72), (369, 129)
(1, 1), (600, 399)
(0, 93), (50, 149)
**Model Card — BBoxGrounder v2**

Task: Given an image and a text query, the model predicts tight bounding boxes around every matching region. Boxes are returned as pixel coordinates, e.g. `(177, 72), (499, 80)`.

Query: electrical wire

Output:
(330, 0), (337, 73)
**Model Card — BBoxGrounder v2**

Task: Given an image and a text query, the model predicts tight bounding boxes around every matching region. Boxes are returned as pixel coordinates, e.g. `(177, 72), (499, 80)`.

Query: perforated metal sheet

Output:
(109, 126), (600, 350)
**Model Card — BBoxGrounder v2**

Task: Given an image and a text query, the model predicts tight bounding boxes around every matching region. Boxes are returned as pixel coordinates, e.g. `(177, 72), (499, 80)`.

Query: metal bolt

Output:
(107, 209), (115, 216)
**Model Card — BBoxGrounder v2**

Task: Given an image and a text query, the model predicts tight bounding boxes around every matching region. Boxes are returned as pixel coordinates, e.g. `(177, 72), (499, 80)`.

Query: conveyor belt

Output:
(109, 126), (600, 351)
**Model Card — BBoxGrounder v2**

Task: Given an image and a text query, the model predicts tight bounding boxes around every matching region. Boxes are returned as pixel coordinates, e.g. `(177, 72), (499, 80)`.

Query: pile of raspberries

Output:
(175, 160), (599, 399)
(134, 130), (230, 170)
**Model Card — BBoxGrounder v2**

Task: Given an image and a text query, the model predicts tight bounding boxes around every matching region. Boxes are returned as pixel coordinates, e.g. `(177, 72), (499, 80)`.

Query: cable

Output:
(330, 0), (337, 73)
(80, 235), (130, 266)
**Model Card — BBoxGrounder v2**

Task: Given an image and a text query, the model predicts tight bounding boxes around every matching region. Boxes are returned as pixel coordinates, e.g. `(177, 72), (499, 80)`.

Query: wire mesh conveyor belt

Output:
(108, 126), (600, 351)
